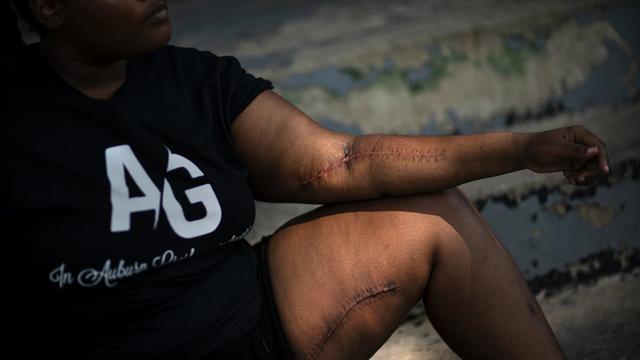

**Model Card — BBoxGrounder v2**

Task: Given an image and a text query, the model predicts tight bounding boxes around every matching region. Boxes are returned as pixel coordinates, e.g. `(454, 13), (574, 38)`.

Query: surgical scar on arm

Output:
(301, 135), (448, 186)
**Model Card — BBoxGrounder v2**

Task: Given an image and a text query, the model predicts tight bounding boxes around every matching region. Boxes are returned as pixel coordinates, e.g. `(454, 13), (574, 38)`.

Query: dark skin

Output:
(29, 0), (171, 98)
(26, 0), (610, 358)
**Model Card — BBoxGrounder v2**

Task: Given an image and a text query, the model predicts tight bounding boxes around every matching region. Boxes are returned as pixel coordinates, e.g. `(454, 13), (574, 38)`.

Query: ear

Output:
(29, 0), (64, 30)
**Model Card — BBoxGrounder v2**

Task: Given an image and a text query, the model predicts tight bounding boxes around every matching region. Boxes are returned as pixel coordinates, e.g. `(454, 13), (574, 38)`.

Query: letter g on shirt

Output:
(105, 144), (222, 239)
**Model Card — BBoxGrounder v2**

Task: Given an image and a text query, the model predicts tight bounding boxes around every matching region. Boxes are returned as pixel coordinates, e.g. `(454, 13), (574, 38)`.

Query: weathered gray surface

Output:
(373, 270), (640, 360)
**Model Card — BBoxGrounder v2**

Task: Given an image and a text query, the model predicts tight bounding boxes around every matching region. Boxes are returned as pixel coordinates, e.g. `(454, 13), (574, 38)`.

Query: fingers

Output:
(563, 141), (597, 172)
(564, 159), (604, 186)
(577, 161), (600, 185)
(583, 134), (609, 174)
(572, 126), (610, 174)
(561, 125), (611, 187)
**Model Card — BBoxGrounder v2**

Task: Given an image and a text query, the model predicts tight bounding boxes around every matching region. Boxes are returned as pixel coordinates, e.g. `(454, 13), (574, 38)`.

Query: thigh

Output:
(266, 190), (467, 360)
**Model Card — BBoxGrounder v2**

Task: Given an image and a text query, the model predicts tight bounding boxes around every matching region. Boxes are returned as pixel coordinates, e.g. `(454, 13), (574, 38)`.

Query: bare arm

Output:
(231, 90), (609, 204)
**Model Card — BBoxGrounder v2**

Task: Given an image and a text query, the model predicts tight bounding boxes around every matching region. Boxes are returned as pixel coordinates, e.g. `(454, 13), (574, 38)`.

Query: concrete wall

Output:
(170, 0), (639, 280)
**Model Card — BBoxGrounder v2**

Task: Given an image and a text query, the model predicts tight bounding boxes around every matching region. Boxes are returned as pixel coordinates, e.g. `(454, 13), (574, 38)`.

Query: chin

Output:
(135, 22), (172, 55)
(150, 21), (172, 47)
(154, 26), (172, 50)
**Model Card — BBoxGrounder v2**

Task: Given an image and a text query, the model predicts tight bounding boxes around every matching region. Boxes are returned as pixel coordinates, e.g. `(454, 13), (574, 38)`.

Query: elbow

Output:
(297, 134), (385, 201)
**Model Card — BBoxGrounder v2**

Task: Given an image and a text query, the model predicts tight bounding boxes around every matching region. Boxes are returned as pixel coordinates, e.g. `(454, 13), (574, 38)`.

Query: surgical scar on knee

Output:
(308, 280), (399, 359)
(301, 138), (447, 186)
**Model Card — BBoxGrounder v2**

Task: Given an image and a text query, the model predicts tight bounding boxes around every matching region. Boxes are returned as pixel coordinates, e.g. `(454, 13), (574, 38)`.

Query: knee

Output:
(407, 187), (475, 215)
(426, 189), (496, 263)
(402, 187), (484, 253)
(382, 187), (475, 258)
(437, 187), (469, 203)
(377, 187), (475, 236)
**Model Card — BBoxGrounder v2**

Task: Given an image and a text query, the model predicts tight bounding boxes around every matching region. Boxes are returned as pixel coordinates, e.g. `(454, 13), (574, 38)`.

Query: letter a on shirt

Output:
(105, 144), (221, 239)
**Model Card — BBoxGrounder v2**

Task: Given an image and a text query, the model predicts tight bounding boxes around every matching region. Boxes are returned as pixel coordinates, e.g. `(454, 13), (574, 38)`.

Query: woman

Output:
(6, 0), (609, 359)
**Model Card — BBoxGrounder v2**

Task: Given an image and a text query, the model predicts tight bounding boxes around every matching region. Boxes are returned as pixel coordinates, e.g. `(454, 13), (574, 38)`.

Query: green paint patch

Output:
(287, 48), (469, 98)
(487, 48), (530, 77)
(408, 50), (468, 93)
(487, 33), (547, 77)
(376, 69), (408, 91)
(340, 66), (366, 81)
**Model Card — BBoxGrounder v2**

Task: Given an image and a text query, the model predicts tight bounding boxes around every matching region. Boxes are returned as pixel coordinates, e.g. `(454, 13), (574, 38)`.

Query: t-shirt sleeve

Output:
(165, 46), (273, 125)
(215, 54), (274, 123)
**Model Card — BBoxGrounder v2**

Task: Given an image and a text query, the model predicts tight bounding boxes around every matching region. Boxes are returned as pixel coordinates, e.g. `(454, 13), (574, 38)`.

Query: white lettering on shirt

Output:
(49, 263), (74, 288)
(49, 247), (196, 289)
(106, 145), (161, 232)
(77, 259), (148, 288)
(162, 150), (222, 239)
(105, 145), (222, 239)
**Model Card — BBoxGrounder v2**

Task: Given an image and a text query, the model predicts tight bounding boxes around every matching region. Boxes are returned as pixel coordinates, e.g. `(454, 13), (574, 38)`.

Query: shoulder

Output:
(134, 45), (271, 101)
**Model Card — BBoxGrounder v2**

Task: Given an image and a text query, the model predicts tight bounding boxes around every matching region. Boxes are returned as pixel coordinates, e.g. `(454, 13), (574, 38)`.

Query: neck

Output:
(38, 36), (127, 100)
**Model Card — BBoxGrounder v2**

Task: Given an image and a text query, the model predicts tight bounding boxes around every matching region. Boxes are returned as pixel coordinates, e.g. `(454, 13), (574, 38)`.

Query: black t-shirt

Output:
(4, 44), (273, 359)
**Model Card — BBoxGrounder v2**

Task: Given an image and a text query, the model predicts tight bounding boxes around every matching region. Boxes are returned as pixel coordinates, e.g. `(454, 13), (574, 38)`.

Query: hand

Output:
(522, 125), (609, 186)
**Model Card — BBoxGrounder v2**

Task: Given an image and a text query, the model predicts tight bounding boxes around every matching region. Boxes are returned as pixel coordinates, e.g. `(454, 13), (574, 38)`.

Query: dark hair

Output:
(10, 0), (43, 34)
(2, 0), (25, 59)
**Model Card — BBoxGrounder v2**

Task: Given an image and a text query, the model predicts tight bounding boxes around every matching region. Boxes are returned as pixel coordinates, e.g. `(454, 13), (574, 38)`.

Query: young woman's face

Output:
(52, 0), (172, 61)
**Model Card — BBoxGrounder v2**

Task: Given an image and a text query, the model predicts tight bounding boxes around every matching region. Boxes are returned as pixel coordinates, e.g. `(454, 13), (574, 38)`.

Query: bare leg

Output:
(267, 188), (565, 359)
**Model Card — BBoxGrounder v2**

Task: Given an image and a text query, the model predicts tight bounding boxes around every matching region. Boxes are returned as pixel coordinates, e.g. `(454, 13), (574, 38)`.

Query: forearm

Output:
(235, 92), (607, 204)
(298, 132), (527, 202)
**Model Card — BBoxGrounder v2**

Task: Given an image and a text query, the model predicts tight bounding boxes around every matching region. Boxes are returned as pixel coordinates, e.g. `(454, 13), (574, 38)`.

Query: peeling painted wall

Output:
(169, 0), (640, 286)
